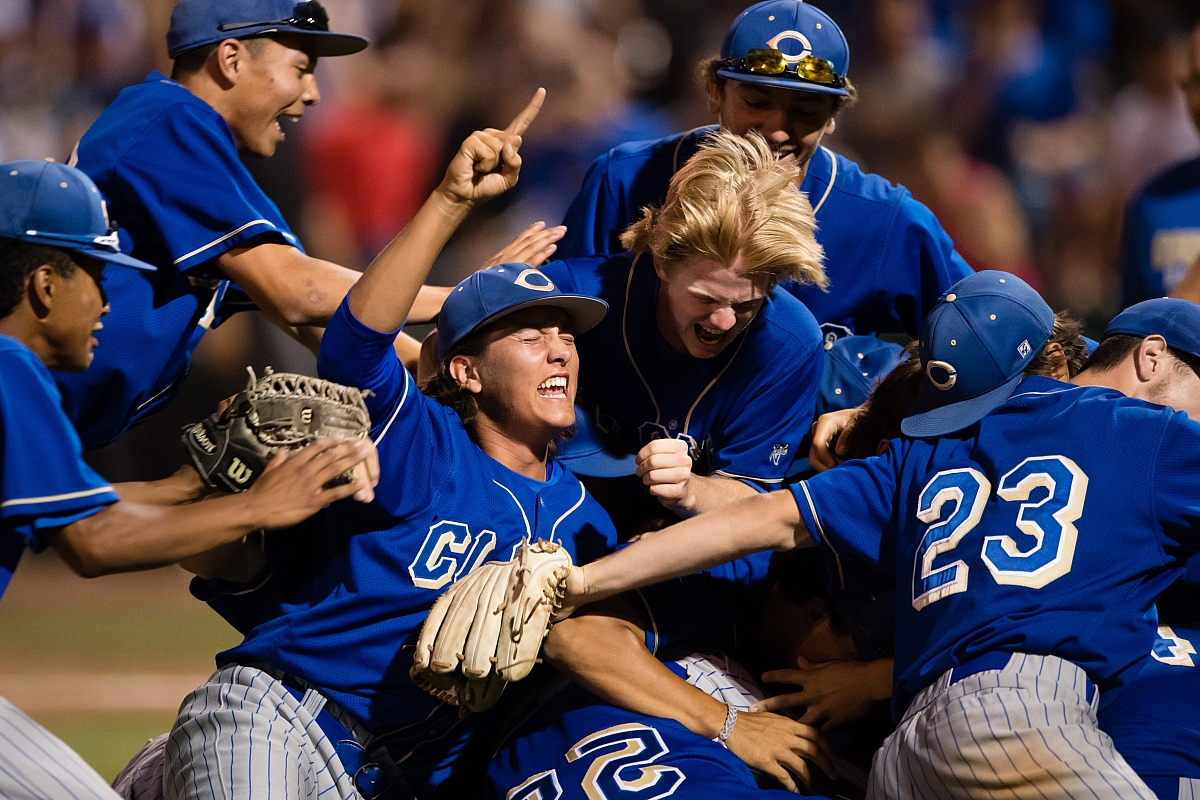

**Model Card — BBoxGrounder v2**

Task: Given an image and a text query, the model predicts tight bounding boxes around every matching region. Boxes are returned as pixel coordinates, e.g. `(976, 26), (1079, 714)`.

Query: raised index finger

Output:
(505, 88), (546, 136)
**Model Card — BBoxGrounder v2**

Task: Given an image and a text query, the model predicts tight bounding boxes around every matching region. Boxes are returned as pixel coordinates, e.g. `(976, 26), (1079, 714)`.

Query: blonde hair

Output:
(619, 129), (827, 289)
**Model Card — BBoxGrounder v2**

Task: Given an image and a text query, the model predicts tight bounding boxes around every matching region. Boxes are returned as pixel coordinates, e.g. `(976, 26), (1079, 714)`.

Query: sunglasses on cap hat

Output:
(721, 48), (845, 89)
(219, 0), (329, 33)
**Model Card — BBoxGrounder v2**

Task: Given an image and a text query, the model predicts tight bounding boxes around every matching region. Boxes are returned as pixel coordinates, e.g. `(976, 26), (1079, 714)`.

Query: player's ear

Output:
(1133, 335), (1171, 383)
(448, 354), (483, 395)
(211, 39), (244, 87)
(27, 264), (58, 319)
(707, 79), (724, 117)
(824, 116), (837, 135)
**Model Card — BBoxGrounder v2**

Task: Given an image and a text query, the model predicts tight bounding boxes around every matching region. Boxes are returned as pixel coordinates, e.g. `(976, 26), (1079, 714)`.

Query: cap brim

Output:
(294, 30), (368, 57)
(556, 443), (639, 478)
(900, 372), (1024, 438)
(716, 68), (850, 97)
(88, 248), (157, 272)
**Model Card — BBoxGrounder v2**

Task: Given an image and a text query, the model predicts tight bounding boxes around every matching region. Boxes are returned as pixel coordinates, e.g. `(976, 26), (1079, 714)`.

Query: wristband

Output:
(717, 703), (738, 745)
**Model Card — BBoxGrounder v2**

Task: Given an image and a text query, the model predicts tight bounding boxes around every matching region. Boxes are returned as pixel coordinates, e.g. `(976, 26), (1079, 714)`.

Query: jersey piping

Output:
(492, 480), (533, 540)
(798, 480), (845, 591)
(373, 369), (413, 447)
(172, 219), (281, 265)
(811, 146), (838, 215)
(548, 481), (587, 543)
(1, 486), (114, 509)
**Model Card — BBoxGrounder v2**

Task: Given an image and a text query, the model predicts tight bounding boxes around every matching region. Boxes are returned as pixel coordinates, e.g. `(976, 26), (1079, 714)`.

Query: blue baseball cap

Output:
(0, 160), (155, 272)
(1103, 298), (1200, 362)
(437, 264), (608, 361)
(817, 335), (906, 417)
(902, 271), (1054, 438)
(717, 0), (851, 97)
(555, 394), (639, 478)
(168, 0), (368, 60)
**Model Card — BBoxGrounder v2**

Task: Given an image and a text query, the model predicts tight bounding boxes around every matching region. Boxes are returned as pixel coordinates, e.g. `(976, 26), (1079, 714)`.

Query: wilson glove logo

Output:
(226, 458), (253, 485)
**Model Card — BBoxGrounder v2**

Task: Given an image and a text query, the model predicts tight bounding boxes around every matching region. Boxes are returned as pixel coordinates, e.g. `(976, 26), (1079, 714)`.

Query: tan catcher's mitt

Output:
(411, 539), (573, 713)
(182, 367), (371, 493)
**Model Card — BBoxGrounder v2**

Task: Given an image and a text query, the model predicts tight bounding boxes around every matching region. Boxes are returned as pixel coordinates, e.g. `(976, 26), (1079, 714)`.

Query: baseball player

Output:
(162, 94), (627, 800)
(1121, 21), (1200, 307)
(60, 0), (451, 448)
(547, 281), (1200, 798)
(544, 129), (826, 529)
(1097, 578), (1200, 800)
(558, 0), (972, 339)
(487, 652), (835, 800)
(0, 162), (377, 800)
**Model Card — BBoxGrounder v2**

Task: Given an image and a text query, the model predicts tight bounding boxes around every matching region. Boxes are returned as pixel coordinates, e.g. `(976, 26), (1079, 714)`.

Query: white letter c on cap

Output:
(515, 269), (555, 292)
(926, 360), (958, 391)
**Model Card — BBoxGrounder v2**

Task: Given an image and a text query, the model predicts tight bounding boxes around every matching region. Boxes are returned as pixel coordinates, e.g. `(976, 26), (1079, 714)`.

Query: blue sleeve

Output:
(791, 445), (901, 568)
(629, 550), (774, 655)
(112, 102), (299, 272)
(1152, 416), (1200, 555)
(711, 314), (822, 487)
(0, 349), (116, 547)
(559, 151), (623, 260)
(898, 195), (973, 335)
(317, 298), (408, 428)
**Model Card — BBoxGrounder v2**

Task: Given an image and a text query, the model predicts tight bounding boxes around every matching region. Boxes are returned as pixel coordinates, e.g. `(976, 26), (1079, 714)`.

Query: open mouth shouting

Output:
(275, 113), (302, 140)
(694, 322), (728, 347)
(537, 375), (569, 399)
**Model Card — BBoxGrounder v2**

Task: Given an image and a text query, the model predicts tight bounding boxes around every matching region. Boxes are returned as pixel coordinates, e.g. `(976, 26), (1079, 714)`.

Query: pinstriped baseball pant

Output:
(0, 695), (122, 800)
(868, 653), (1156, 800)
(164, 664), (361, 800)
(1178, 778), (1200, 799)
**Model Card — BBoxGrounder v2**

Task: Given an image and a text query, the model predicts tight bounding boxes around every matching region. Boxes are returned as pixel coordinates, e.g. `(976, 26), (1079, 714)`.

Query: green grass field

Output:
(0, 551), (241, 781)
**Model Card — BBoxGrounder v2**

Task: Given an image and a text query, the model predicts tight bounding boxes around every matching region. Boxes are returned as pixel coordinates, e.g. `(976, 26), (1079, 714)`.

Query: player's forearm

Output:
(51, 494), (272, 578)
(410, 285), (452, 324)
(113, 464), (207, 506)
(544, 612), (727, 738)
(570, 491), (808, 607)
(349, 189), (474, 333)
(668, 473), (761, 518)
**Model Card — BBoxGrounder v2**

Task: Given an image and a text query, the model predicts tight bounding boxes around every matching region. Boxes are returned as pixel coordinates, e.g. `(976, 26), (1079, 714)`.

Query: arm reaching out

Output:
(565, 490), (810, 612)
(349, 89), (545, 333)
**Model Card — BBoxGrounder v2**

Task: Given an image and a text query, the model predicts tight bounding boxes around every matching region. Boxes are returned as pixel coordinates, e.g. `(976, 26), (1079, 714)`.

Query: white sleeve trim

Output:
(172, 219), (281, 266)
(2, 485), (115, 509)
(798, 481), (844, 591)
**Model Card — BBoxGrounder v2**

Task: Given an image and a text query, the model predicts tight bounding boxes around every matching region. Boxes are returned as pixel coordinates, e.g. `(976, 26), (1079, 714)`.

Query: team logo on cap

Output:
(1017, 340), (1032, 359)
(926, 360), (958, 391)
(766, 30), (812, 62)
(515, 268), (555, 292)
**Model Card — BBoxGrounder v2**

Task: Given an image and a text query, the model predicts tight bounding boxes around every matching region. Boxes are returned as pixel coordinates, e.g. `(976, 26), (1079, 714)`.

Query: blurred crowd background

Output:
(3, 0), (1199, 480)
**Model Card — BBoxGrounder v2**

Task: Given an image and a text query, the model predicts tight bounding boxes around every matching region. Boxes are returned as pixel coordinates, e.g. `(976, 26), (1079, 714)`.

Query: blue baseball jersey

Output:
(0, 336), (118, 597)
(559, 129), (972, 337)
(1121, 156), (1200, 308)
(1098, 623), (1200, 796)
(223, 299), (618, 795)
(487, 667), (825, 800)
(60, 71), (300, 448)
(542, 253), (823, 486)
(791, 376), (1200, 716)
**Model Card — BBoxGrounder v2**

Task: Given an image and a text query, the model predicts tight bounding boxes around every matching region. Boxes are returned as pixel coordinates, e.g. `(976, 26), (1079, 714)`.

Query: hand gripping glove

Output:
(410, 539), (572, 712)
(182, 367), (371, 493)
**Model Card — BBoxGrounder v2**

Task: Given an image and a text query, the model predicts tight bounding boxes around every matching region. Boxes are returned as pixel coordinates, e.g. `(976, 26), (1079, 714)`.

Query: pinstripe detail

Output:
(164, 665), (359, 800)
(1181, 778), (1200, 800)
(868, 654), (1157, 800)
(0, 695), (120, 799)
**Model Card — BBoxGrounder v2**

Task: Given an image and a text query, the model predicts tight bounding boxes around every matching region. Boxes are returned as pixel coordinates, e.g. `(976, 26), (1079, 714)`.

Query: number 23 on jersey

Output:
(913, 455), (1089, 610)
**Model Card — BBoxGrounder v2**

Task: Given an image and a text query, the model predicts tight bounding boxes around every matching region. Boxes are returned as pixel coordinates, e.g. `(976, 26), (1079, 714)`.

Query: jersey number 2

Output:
(507, 723), (685, 800)
(913, 456), (1088, 610)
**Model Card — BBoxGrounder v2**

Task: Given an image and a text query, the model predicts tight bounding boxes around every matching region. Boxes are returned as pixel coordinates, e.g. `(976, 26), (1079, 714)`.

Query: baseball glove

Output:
(410, 539), (572, 712)
(182, 367), (371, 493)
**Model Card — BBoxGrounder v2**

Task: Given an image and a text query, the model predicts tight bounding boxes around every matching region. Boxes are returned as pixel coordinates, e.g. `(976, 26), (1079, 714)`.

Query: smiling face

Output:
(44, 255), (109, 372)
(654, 255), (767, 359)
(708, 79), (838, 174)
(461, 307), (580, 439)
(224, 36), (320, 157)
